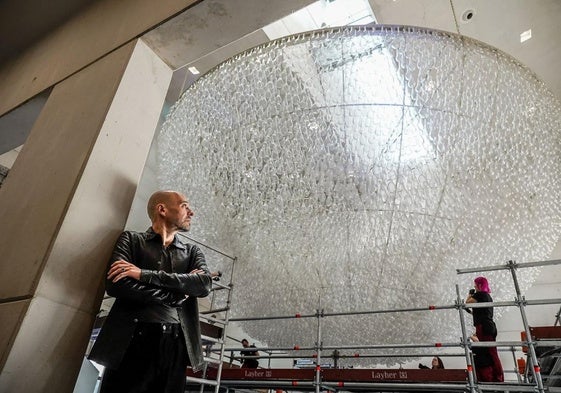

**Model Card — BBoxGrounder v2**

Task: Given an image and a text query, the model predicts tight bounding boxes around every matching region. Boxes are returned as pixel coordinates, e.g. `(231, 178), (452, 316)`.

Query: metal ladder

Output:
(187, 259), (236, 393)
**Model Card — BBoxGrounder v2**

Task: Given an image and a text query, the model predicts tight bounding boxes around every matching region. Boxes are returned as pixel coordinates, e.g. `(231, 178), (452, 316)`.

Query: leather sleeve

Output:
(107, 277), (186, 306)
(105, 231), (185, 306)
(140, 244), (212, 297)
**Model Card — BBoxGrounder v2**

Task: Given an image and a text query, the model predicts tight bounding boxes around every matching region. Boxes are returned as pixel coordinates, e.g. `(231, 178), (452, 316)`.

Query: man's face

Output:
(242, 340), (249, 348)
(164, 193), (194, 231)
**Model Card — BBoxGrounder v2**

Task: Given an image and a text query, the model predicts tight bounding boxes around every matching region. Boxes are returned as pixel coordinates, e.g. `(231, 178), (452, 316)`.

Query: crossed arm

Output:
(105, 232), (212, 306)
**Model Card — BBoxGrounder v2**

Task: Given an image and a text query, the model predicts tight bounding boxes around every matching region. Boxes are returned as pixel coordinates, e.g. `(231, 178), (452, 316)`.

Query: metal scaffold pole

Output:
(455, 284), (478, 393)
(178, 232), (237, 393)
(211, 256), (237, 393)
(510, 346), (522, 383)
(507, 260), (545, 393)
(315, 306), (323, 393)
(456, 258), (561, 273)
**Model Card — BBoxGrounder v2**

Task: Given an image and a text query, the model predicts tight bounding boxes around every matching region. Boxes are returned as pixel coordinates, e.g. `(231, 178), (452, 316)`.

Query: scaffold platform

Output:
(186, 367), (472, 391)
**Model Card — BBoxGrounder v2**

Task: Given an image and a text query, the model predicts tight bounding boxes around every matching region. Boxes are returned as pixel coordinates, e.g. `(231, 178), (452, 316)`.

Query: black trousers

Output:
(99, 323), (187, 393)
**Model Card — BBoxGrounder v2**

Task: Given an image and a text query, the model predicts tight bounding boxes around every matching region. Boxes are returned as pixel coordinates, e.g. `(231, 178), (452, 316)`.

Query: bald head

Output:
(147, 190), (194, 232)
(147, 190), (177, 221)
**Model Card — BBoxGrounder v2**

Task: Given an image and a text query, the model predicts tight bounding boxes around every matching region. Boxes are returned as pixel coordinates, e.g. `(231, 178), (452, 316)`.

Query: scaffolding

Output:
(186, 257), (561, 393)
(177, 232), (237, 393)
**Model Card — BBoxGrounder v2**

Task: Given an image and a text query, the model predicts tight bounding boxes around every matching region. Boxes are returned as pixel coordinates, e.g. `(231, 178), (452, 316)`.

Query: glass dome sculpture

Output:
(158, 26), (561, 364)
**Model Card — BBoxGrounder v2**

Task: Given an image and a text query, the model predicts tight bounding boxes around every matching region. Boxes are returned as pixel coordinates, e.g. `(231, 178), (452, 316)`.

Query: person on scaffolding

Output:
(240, 338), (260, 368)
(466, 276), (504, 382)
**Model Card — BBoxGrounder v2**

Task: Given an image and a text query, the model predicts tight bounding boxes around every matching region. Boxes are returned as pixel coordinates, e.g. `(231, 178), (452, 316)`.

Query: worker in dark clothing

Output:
(240, 338), (259, 368)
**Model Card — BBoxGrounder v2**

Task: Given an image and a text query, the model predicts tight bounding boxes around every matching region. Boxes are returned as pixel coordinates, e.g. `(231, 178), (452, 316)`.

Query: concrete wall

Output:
(0, 0), (198, 117)
(0, 39), (173, 393)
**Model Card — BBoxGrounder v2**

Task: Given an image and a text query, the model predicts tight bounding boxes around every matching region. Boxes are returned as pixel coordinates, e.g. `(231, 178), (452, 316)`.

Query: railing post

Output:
(507, 260), (545, 393)
(510, 346), (522, 383)
(314, 307), (323, 393)
(455, 284), (478, 393)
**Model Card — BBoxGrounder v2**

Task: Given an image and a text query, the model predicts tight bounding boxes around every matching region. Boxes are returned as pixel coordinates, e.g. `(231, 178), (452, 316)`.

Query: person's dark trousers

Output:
(475, 323), (504, 382)
(99, 323), (188, 393)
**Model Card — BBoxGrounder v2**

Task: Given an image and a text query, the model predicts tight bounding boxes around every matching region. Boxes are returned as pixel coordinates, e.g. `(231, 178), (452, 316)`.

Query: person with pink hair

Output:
(466, 276), (504, 382)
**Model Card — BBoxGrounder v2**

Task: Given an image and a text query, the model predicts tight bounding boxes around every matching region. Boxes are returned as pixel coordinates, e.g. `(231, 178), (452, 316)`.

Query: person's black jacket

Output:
(89, 229), (212, 371)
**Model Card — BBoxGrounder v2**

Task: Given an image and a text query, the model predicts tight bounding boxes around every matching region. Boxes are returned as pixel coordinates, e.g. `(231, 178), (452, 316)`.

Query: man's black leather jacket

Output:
(88, 228), (212, 371)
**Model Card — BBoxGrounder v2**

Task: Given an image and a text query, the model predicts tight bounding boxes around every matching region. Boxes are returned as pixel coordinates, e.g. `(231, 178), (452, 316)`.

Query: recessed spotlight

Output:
(188, 66), (200, 75)
(461, 9), (475, 23)
(520, 29), (532, 43)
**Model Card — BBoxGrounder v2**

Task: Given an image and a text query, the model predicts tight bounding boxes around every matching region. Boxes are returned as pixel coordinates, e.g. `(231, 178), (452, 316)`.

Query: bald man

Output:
(89, 190), (212, 393)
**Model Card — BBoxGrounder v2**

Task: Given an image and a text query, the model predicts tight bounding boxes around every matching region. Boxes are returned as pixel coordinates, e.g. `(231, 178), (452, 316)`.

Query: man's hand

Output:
(108, 259), (141, 282)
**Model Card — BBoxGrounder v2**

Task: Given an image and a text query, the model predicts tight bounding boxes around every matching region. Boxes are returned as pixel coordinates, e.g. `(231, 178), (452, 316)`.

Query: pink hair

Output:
(474, 276), (491, 293)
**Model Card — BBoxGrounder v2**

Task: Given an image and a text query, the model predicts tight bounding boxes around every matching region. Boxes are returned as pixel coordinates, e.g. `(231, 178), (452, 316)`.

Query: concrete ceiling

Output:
(0, 0), (100, 66)
(1, 0), (560, 159)
(368, 0), (561, 102)
(140, 0), (561, 102)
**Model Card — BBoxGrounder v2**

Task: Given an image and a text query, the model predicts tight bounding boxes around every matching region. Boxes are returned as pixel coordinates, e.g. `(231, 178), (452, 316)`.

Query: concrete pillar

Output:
(0, 39), (173, 393)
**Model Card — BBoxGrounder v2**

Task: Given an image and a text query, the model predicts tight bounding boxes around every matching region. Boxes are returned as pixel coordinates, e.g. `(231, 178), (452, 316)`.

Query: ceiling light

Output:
(520, 29), (532, 43)
(188, 66), (200, 75)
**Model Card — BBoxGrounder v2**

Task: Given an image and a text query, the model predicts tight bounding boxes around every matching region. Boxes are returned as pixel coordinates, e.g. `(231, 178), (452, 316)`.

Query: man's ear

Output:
(157, 203), (166, 216)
